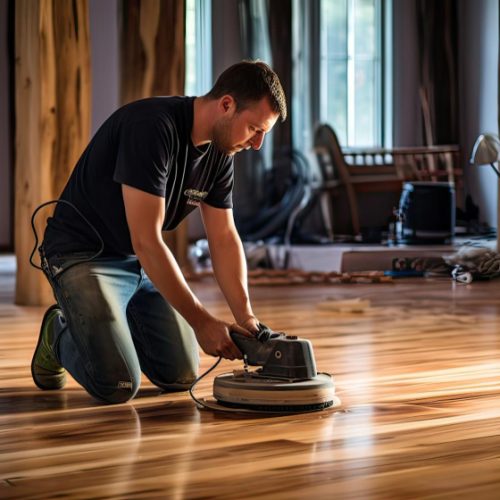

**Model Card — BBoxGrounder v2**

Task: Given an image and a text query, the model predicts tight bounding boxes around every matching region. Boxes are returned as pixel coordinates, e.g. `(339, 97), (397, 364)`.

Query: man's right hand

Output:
(194, 316), (253, 360)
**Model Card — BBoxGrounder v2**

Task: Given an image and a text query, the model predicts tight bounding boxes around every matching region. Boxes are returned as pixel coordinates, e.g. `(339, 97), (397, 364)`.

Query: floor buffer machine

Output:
(190, 326), (340, 414)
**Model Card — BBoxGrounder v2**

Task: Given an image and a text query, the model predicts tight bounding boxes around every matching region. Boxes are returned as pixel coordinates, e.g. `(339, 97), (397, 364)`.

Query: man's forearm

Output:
(133, 238), (212, 330)
(208, 231), (255, 325)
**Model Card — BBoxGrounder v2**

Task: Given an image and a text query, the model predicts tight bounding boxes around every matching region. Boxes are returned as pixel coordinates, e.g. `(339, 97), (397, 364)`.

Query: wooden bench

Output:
(313, 123), (462, 237)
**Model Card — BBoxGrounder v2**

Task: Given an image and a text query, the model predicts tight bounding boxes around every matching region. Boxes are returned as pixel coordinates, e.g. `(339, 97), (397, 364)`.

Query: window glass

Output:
(185, 0), (212, 96)
(324, 60), (348, 144)
(320, 0), (382, 147)
(185, 0), (196, 95)
(354, 59), (375, 145)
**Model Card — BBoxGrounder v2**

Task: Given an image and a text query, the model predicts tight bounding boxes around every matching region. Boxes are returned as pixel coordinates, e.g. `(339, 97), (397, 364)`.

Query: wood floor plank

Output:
(1, 254), (500, 499)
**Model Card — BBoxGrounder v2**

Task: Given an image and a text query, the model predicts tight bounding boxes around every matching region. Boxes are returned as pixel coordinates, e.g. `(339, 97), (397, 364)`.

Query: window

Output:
(185, 0), (212, 96)
(320, 0), (383, 147)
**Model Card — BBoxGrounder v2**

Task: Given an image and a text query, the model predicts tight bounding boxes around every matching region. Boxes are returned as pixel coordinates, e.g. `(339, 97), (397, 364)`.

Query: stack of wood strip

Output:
(185, 268), (393, 285)
(247, 269), (393, 285)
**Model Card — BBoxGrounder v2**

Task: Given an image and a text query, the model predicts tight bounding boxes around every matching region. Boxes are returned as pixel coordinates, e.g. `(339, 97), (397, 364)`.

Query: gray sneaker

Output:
(31, 305), (67, 390)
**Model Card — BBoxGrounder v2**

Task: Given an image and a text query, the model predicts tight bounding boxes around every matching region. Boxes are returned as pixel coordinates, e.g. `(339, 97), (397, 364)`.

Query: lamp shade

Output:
(470, 134), (500, 165)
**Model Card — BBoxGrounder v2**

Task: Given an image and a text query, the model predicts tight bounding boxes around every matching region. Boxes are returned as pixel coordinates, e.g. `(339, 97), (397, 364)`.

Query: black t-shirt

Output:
(43, 96), (234, 258)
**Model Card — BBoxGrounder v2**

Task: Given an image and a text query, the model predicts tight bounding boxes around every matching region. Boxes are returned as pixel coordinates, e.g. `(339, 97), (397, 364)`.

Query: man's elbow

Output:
(130, 232), (163, 258)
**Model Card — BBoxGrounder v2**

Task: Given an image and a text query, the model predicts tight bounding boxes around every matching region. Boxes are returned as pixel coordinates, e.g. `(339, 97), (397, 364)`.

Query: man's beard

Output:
(212, 116), (239, 156)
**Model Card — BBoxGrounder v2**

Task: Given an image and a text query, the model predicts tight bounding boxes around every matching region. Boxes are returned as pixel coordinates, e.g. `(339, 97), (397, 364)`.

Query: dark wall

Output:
(458, 0), (499, 228)
(212, 0), (244, 80)
(89, 0), (119, 134)
(393, 0), (423, 147)
(0, 0), (12, 250)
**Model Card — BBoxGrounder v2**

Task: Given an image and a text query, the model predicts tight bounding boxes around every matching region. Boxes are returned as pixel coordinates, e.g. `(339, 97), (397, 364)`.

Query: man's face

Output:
(212, 96), (280, 156)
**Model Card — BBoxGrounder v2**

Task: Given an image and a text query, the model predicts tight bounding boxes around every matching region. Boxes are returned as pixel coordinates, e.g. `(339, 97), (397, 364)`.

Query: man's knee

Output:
(151, 365), (198, 392)
(87, 374), (141, 404)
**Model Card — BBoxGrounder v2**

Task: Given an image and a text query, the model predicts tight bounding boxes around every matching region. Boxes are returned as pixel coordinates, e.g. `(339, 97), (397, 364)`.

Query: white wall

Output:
(459, 0), (499, 228)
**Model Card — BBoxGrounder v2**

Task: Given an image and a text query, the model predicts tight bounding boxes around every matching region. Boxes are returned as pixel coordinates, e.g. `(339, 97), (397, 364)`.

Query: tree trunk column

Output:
(15, 0), (91, 306)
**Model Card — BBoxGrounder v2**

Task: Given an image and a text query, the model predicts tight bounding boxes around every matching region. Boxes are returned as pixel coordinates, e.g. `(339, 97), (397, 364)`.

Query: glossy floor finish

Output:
(1, 256), (500, 499)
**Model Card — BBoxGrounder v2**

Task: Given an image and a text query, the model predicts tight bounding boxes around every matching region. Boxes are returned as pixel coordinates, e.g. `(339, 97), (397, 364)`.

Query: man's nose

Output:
(251, 132), (265, 150)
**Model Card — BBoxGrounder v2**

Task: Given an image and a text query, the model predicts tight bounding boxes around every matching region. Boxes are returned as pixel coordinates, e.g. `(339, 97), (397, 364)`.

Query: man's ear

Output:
(220, 95), (235, 114)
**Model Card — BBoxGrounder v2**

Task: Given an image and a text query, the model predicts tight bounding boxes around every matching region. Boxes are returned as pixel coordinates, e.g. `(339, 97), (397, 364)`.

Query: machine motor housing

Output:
(398, 181), (455, 244)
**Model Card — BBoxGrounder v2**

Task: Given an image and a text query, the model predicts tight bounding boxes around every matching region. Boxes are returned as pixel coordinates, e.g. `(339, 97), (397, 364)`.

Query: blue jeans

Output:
(43, 252), (199, 404)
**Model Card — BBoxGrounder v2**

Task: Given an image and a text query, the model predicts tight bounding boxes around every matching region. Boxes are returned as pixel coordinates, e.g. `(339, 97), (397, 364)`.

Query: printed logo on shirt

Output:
(184, 188), (208, 207)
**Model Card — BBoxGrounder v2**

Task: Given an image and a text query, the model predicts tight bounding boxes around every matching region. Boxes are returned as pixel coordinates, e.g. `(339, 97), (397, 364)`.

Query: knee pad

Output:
(88, 376), (141, 404)
(150, 367), (198, 393)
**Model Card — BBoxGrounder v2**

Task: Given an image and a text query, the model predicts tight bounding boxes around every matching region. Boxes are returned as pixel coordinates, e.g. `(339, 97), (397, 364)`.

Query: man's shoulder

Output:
(108, 96), (194, 143)
(119, 96), (193, 118)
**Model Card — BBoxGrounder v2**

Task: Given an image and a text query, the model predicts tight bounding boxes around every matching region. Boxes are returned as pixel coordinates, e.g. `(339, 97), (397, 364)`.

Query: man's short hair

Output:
(205, 60), (287, 122)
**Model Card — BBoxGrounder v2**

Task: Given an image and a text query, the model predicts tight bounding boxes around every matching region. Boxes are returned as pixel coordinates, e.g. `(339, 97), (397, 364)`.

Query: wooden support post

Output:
(14, 0), (91, 306)
(119, 0), (189, 268)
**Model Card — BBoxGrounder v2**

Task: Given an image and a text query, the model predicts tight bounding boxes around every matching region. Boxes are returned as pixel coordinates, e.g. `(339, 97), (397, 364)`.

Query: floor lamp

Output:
(470, 134), (500, 250)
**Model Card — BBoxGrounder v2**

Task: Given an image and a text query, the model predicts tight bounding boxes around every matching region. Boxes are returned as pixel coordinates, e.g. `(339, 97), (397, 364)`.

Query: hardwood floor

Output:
(1, 254), (500, 499)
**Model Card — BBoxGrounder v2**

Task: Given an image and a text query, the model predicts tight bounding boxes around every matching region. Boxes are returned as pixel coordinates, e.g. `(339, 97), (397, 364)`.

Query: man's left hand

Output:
(239, 316), (260, 334)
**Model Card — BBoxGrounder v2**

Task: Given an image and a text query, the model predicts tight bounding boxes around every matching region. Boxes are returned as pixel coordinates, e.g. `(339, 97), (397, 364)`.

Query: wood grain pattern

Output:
(119, 0), (185, 105)
(1, 255), (500, 499)
(14, 0), (91, 306)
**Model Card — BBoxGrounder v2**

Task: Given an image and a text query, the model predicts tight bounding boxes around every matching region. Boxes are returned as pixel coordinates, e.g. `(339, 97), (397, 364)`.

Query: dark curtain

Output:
(416, 0), (459, 145)
(237, 0), (293, 155)
(233, 0), (293, 227)
(268, 0), (292, 163)
(238, 0), (293, 157)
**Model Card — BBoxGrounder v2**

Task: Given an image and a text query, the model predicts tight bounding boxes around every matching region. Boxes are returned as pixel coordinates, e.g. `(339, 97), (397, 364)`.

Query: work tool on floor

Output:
(190, 326), (339, 414)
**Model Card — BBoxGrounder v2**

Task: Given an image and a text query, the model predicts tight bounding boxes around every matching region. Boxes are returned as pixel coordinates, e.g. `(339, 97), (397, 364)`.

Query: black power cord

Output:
(188, 356), (222, 409)
(30, 199), (104, 276)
